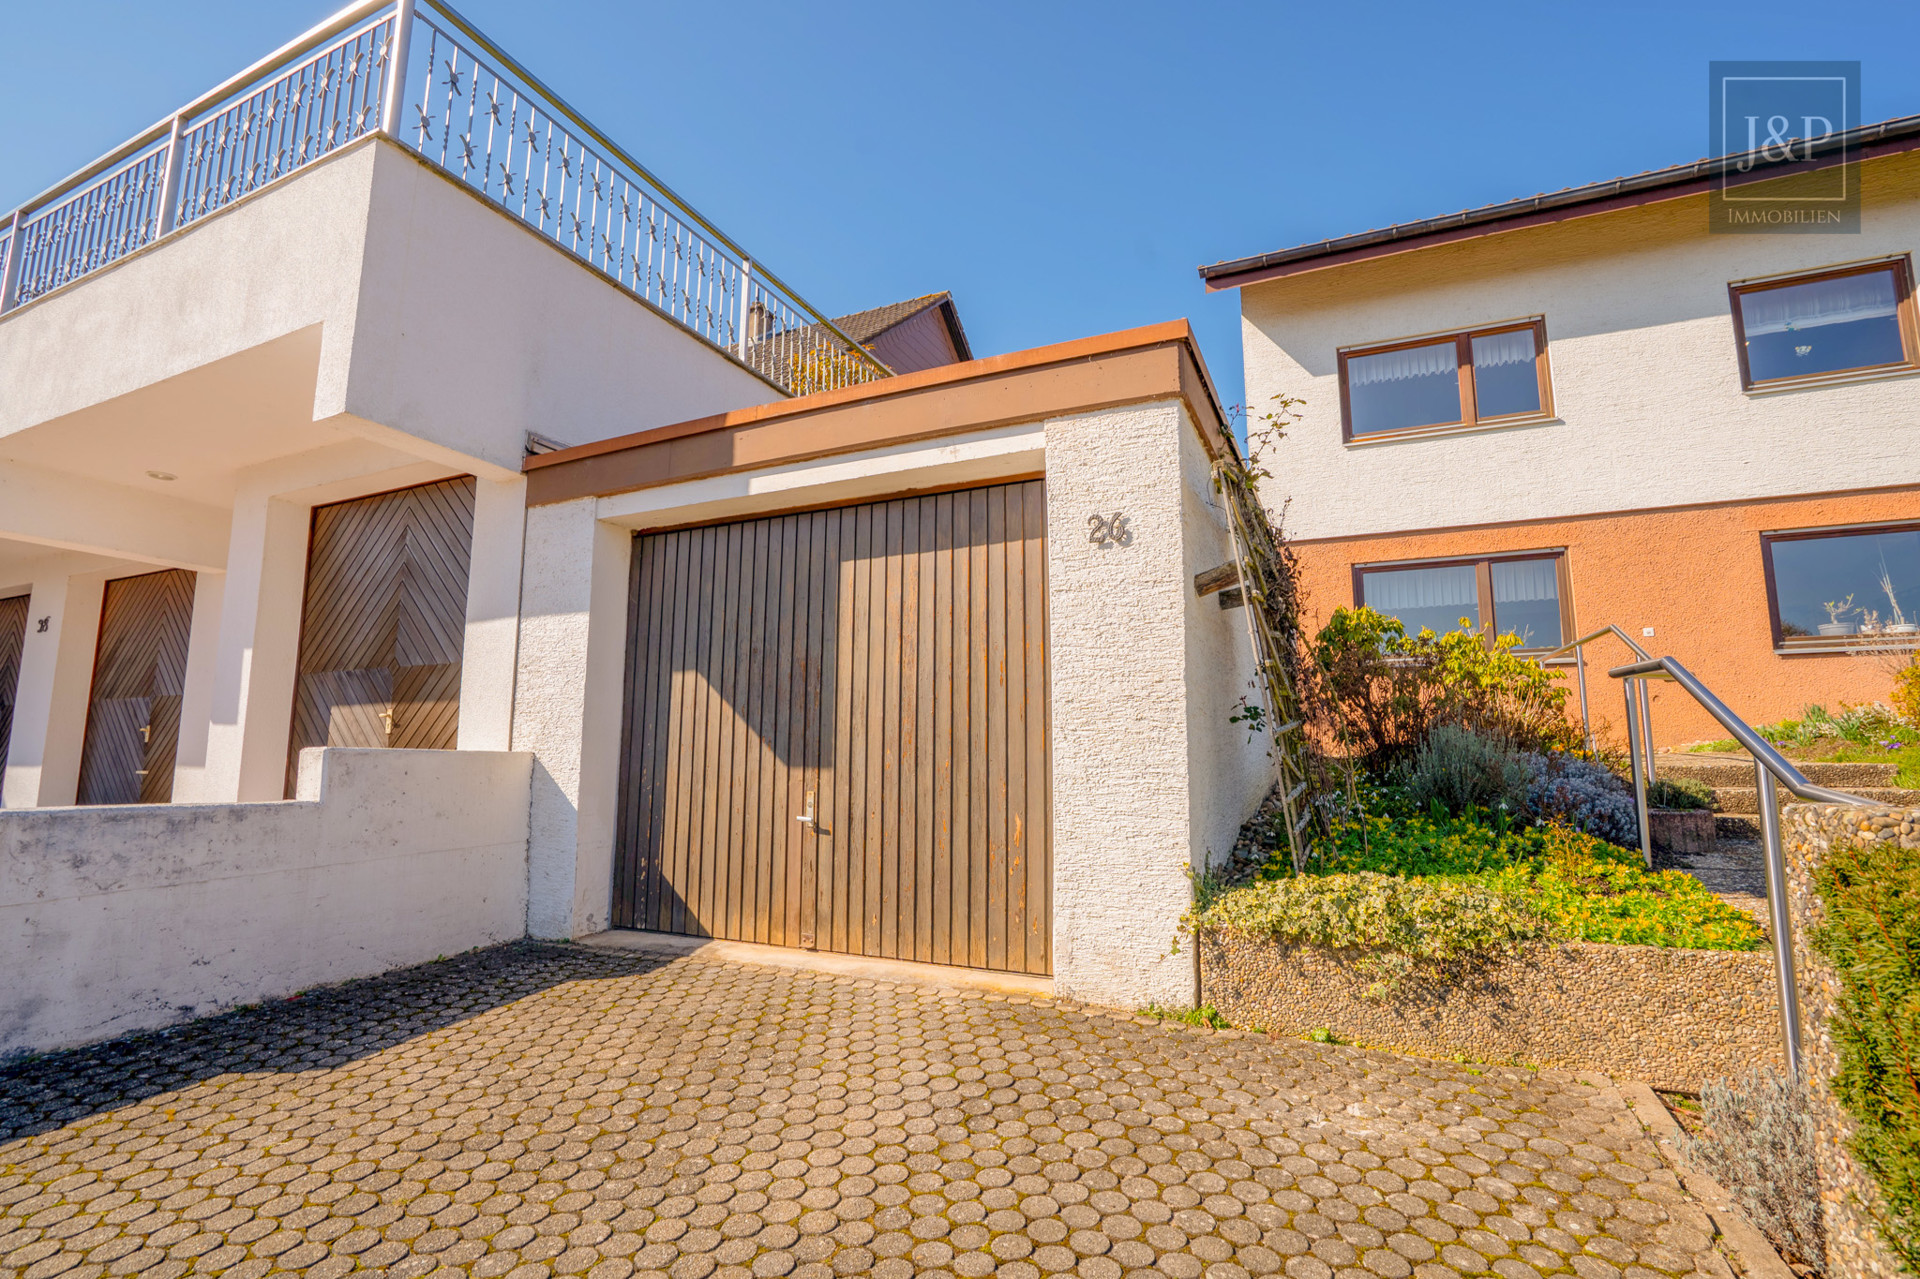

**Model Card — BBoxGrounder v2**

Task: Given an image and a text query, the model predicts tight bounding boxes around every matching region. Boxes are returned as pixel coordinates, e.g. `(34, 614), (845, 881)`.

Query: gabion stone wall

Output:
(1783, 803), (1920, 1279)
(1199, 936), (1779, 1092)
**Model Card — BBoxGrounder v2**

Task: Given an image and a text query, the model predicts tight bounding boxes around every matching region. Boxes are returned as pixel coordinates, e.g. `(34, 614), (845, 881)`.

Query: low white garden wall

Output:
(0, 747), (533, 1057)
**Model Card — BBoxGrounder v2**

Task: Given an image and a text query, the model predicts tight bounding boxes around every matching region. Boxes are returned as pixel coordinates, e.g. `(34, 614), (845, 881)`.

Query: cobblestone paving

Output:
(0, 943), (1734, 1279)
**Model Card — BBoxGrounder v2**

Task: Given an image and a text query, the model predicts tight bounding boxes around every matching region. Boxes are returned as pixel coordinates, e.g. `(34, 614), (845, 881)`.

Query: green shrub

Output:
(1894, 667), (1920, 733)
(1195, 870), (1551, 962)
(1810, 838), (1920, 1272)
(1310, 606), (1578, 768)
(1683, 1065), (1826, 1272)
(1300, 801), (1764, 952)
(1760, 703), (1914, 751)
(1399, 725), (1533, 817)
(1310, 607), (1434, 764)
(1648, 776), (1715, 810)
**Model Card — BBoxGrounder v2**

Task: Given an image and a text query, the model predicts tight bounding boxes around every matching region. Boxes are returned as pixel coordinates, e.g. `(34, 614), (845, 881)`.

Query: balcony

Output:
(0, 0), (888, 398)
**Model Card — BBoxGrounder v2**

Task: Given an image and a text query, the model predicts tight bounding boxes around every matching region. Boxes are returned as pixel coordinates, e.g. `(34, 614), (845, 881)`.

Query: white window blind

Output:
(1491, 558), (1558, 603)
(1363, 564), (1477, 610)
(1347, 340), (1457, 388)
(1471, 328), (1535, 369)
(1740, 271), (1899, 336)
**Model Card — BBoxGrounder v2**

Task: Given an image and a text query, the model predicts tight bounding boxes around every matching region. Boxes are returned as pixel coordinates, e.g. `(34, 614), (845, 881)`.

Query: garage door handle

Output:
(795, 790), (815, 828)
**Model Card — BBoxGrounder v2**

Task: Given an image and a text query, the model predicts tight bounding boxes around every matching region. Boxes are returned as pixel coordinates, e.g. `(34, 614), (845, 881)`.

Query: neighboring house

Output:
(830, 292), (974, 374)
(0, 1), (1266, 1053)
(739, 291), (972, 386)
(1202, 117), (1920, 746)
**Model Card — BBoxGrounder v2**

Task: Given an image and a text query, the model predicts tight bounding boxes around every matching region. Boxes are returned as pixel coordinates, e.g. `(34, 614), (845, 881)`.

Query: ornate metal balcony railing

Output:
(0, 0), (888, 398)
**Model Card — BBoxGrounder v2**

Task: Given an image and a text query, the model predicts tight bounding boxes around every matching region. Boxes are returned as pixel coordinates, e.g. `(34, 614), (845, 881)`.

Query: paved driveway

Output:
(0, 943), (1730, 1279)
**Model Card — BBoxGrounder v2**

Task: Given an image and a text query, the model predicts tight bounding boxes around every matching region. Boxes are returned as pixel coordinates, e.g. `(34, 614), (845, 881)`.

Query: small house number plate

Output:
(1087, 512), (1133, 548)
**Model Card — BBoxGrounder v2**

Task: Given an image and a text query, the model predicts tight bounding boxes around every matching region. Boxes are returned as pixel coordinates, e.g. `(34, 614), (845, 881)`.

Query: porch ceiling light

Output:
(146, 470), (177, 481)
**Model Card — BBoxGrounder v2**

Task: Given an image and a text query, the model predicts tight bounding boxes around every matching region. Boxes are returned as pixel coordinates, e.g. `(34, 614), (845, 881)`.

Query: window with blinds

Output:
(1731, 259), (1918, 390)
(1338, 318), (1553, 441)
(1355, 552), (1570, 651)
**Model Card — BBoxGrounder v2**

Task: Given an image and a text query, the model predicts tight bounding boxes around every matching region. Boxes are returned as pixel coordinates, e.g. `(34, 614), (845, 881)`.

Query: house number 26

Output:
(1087, 512), (1133, 548)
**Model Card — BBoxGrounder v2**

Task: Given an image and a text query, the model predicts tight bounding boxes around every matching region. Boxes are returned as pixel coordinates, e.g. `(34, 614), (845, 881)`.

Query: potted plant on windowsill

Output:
(1880, 567), (1918, 635)
(1819, 594), (1857, 637)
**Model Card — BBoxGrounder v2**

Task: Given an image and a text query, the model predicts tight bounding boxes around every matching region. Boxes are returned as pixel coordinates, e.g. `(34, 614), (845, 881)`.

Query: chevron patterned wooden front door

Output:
(0, 593), (28, 781)
(76, 569), (198, 805)
(285, 476), (476, 796)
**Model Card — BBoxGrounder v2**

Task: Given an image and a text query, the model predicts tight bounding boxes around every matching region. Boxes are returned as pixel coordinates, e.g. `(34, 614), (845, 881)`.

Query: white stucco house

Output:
(0, 0), (1269, 1056)
(1201, 116), (1920, 747)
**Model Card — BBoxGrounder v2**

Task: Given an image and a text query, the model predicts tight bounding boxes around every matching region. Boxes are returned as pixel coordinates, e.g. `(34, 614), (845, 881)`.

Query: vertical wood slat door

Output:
(285, 476), (476, 796)
(614, 479), (1051, 976)
(0, 593), (29, 779)
(76, 569), (197, 805)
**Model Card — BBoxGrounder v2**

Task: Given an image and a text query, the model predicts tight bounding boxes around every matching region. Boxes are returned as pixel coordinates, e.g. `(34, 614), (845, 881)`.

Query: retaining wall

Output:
(0, 747), (533, 1057)
(1784, 803), (1920, 1279)
(1199, 933), (1780, 1092)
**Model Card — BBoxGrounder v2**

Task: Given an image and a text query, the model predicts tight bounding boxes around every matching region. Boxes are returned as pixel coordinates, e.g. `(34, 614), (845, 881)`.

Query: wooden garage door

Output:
(285, 476), (476, 796)
(0, 593), (30, 780)
(76, 569), (197, 805)
(613, 480), (1051, 975)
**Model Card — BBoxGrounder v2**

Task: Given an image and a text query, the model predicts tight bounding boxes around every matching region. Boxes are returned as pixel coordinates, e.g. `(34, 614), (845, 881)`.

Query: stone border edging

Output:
(1619, 1079), (1797, 1279)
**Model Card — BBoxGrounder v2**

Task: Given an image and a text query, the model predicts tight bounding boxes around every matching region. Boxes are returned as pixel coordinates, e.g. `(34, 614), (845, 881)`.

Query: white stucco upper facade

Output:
(1239, 149), (1920, 541)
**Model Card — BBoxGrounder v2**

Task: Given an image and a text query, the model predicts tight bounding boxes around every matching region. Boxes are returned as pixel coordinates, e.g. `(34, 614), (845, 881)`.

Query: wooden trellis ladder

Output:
(1209, 452), (1321, 872)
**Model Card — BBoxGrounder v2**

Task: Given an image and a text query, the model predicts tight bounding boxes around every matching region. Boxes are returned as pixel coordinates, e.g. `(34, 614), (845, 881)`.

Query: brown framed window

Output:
(1353, 551), (1571, 651)
(1761, 521), (1920, 651)
(1730, 257), (1920, 391)
(1338, 318), (1553, 442)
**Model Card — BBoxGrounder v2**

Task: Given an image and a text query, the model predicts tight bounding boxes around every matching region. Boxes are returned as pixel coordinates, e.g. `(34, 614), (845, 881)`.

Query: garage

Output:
(611, 480), (1051, 975)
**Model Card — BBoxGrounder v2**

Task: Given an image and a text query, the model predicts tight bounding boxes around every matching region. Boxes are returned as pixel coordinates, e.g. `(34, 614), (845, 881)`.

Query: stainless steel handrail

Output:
(1607, 654), (1877, 1078)
(1536, 625), (1662, 857)
(1538, 624), (1650, 756)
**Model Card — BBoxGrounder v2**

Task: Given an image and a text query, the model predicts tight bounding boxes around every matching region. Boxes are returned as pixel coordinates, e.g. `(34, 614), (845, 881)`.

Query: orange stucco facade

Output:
(1289, 486), (1920, 748)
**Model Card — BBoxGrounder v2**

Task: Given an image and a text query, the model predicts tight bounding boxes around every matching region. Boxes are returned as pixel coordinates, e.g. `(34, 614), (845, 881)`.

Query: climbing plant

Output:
(1810, 837), (1920, 1274)
(1213, 394), (1329, 871)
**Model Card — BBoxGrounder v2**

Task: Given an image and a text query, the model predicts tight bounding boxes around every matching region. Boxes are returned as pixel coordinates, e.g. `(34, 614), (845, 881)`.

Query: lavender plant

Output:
(1522, 751), (1640, 847)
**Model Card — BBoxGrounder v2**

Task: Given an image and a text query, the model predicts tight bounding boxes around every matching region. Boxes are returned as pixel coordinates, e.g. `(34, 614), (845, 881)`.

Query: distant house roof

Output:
(739, 292), (974, 391)
(830, 292), (974, 370)
(1199, 112), (1920, 291)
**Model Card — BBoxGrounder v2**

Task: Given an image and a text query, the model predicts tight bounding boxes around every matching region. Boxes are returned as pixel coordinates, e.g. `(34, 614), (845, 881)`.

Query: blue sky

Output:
(6, 1), (1920, 409)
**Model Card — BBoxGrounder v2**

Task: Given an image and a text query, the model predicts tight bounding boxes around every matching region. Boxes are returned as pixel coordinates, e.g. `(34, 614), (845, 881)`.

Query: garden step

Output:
(1706, 784), (1920, 815)
(1654, 753), (1898, 787)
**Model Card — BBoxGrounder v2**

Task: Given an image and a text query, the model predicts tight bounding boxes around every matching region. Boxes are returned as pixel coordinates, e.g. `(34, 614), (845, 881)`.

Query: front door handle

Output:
(795, 790), (816, 828)
(379, 708), (394, 739)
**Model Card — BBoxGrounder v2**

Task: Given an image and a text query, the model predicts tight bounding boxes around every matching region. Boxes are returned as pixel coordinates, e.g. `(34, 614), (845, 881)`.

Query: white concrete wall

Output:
(516, 406), (1269, 1006)
(345, 146), (778, 473)
(1044, 400), (1268, 1010)
(0, 138), (779, 481)
(1, 566), (108, 808)
(1240, 151), (1920, 540)
(0, 747), (532, 1057)
(1178, 410), (1274, 877)
(513, 499), (631, 939)
(0, 136), (785, 812)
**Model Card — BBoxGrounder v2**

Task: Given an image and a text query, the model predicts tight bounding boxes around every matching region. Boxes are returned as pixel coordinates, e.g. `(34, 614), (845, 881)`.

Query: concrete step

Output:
(1656, 753), (1899, 787)
(1708, 785), (1920, 815)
